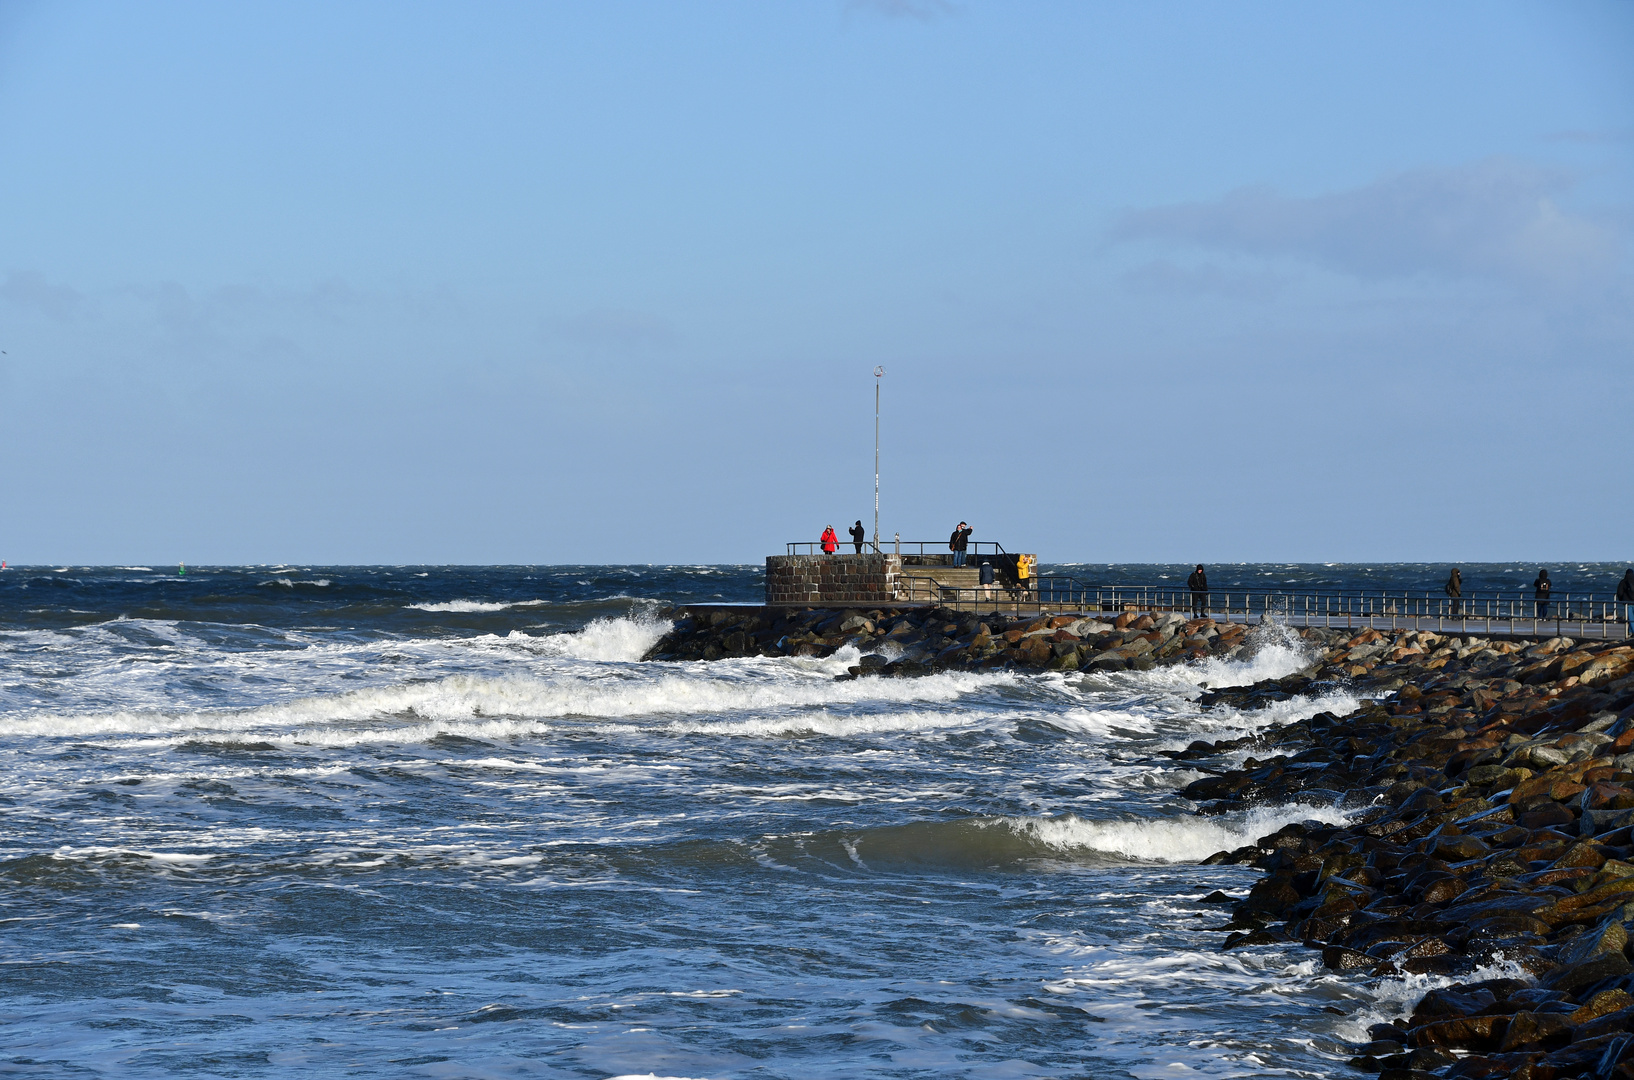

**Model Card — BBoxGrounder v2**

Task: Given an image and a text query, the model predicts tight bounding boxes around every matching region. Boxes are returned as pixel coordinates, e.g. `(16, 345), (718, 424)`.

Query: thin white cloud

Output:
(1110, 158), (1620, 283)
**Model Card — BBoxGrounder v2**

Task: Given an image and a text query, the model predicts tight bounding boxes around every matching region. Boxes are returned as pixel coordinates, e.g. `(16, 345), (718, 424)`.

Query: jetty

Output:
(767, 541), (1631, 642)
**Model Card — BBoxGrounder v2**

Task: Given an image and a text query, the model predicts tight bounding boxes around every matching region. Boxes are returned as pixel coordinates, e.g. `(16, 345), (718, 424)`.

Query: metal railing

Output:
(783, 539), (1010, 558)
(892, 578), (1634, 638)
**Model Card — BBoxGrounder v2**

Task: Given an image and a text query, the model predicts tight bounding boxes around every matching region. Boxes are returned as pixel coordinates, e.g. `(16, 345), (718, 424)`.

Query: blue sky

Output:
(1, 0), (1630, 565)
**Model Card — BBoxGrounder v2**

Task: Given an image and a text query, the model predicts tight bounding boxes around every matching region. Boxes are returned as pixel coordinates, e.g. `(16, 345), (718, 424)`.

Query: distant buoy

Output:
(179, 563), (186, 576)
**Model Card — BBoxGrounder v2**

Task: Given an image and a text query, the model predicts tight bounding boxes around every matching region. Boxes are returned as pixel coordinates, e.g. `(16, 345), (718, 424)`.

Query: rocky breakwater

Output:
(642, 604), (1291, 674)
(1176, 629), (1634, 1080)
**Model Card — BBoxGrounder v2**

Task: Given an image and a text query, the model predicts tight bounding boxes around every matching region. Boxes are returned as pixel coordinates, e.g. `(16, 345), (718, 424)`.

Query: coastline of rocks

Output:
(1181, 630), (1634, 1079)
(642, 603), (1281, 673)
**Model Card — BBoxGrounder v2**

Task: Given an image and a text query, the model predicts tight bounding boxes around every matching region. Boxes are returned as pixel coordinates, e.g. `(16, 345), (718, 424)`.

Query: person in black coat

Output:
(1616, 569), (1634, 636)
(1533, 569), (1552, 620)
(1187, 565), (1208, 618)
(849, 521), (866, 554)
(1444, 568), (1462, 617)
(949, 522), (972, 567)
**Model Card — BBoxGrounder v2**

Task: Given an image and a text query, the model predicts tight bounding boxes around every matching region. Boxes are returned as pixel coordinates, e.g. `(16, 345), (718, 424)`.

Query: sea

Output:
(1, 562), (1627, 1079)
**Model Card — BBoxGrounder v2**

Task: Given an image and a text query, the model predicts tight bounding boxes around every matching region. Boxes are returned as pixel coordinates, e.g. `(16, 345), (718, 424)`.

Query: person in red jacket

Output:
(820, 525), (838, 554)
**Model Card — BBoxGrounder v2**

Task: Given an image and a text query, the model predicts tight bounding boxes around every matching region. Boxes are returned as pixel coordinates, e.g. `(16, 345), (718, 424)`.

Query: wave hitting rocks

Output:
(1182, 629), (1634, 1080)
(644, 604), (1264, 675)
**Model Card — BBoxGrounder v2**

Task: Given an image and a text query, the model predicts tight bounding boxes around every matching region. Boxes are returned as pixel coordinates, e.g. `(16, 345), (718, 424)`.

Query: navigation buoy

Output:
(179, 563), (186, 576)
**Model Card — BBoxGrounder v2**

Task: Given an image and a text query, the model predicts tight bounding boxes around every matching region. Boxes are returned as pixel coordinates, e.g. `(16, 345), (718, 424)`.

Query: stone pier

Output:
(764, 553), (903, 605)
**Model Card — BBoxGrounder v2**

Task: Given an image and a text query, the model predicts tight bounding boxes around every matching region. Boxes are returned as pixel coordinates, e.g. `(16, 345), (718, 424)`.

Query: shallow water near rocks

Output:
(0, 565), (1561, 1078)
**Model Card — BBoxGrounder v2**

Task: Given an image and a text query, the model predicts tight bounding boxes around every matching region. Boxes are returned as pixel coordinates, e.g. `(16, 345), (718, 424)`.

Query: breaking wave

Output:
(825, 803), (1350, 870)
(408, 599), (550, 613)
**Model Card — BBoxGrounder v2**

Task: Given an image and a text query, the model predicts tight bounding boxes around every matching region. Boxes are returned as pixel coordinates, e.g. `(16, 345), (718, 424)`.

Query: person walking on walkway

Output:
(820, 525), (838, 555)
(1533, 568), (1552, 620)
(1617, 569), (1634, 637)
(1444, 568), (1462, 617)
(848, 521), (866, 554)
(949, 522), (972, 567)
(1187, 565), (1209, 618)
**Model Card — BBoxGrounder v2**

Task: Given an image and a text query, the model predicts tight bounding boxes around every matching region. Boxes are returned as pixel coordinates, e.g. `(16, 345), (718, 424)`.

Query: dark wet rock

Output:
(1160, 632), (1634, 1072)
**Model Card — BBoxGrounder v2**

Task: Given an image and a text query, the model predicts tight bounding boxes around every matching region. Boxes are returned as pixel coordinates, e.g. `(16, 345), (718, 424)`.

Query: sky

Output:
(1, 0), (1630, 565)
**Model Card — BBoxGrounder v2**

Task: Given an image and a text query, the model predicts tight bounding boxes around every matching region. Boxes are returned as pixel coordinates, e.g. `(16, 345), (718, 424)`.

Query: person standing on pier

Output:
(1444, 568), (1462, 617)
(821, 525), (838, 554)
(1616, 569), (1634, 636)
(849, 521), (866, 554)
(949, 522), (972, 567)
(1533, 569), (1552, 619)
(1187, 565), (1209, 618)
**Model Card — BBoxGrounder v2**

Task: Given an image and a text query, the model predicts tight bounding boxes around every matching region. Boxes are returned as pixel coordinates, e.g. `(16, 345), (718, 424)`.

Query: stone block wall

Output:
(765, 554), (903, 605)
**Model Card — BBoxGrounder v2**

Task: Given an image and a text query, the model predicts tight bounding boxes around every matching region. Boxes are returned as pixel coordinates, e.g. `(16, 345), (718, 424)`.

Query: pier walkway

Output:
(899, 579), (1633, 642)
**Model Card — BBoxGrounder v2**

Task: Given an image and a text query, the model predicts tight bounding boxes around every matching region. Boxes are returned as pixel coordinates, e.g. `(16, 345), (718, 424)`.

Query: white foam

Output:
(408, 599), (548, 613)
(536, 614), (671, 662)
(1138, 621), (1317, 691)
(6, 662), (1010, 743)
(1001, 803), (1351, 863)
(1332, 957), (1536, 1043)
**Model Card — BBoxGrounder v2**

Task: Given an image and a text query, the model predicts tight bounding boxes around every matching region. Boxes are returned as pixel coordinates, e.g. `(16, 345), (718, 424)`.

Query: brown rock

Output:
(1538, 952), (1634, 993)
(1440, 1051), (1543, 1079)
(1574, 1004), (1634, 1040)
(1510, 774), (1588, 805)
(1436, 835), (1492, 862)
(1518, 803), (1577, 830)
(1497, 1010), (1572, 1052)
(1553, 840), (1610, 869)
(1555, 875), (1634, 914)
(1411, 1013), (1506, 1050)
(1421, 877), (1468, 904)
(1558, 917), (1629, 968)
(1569, 989), (1634, 1025)
(1018, 638), (1052, 665)
(1528, 1031), (1627, 1075)
(1586, 783), (1634, 811)
(1243, 875), (1302, 914)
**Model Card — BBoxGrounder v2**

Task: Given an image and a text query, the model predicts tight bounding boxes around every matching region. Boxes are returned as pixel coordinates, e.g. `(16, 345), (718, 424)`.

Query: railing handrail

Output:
(784, 539), (1012, 557)
(1032, 578), (1628, 605)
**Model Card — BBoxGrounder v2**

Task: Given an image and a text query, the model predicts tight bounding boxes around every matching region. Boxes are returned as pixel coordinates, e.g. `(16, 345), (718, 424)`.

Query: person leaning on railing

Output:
(1534, 569), (1552, 619)
(1445, 567), (1462, 617)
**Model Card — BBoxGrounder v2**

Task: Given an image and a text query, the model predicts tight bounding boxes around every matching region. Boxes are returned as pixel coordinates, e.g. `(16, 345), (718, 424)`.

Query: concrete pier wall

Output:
(765, 554), (902, 605)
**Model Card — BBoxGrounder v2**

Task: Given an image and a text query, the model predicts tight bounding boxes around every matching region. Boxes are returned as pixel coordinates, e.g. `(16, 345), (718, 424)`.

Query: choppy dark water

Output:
(1, 563), (1615, 1079)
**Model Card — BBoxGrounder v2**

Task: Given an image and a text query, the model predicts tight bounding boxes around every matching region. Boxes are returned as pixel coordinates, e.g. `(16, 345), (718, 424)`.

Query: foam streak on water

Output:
(0, 566), (1388, 1078)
